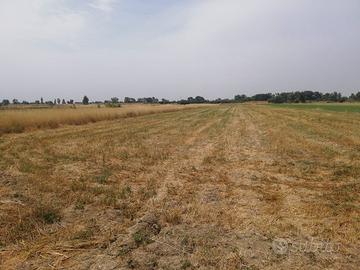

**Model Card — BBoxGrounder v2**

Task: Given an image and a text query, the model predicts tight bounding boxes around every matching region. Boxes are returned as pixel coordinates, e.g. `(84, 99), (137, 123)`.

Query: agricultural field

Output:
(0, 104), (204, 135)
(0, 104), (359, 269)
(270, 102), (360, 113)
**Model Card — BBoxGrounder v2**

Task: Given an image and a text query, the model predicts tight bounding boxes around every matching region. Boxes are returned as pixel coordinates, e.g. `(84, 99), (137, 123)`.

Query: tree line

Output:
(1, 91), (360, 106)
(234, 91), (360, 103)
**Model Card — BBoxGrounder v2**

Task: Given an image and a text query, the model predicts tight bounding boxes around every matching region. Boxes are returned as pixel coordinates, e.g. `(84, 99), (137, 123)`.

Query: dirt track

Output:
(0, 105), (359, 269)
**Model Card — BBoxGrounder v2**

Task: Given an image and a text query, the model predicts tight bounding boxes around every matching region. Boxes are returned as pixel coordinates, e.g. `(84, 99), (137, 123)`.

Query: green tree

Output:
(111, 97), (119, 103)
(82, 96), (89, 105)
(2, 99), (10, 106)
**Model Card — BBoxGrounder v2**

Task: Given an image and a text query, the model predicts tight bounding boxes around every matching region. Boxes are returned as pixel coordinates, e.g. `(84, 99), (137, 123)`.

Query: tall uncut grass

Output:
(0, 104), (206, 135)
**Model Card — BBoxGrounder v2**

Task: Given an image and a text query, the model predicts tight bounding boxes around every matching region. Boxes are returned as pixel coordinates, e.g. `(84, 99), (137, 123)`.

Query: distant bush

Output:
(105, 102), (121, 108)
(350, 91), (360, 101)
(82, 96), (89, 105)
(1, 99), (10, 106)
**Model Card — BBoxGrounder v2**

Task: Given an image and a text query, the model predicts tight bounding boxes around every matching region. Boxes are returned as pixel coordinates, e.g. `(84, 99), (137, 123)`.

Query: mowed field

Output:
(271, 103), (360, 113)
(0, 104), (359, 269)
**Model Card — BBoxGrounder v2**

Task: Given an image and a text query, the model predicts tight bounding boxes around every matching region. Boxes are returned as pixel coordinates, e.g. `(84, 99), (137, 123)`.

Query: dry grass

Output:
(0, 104), (207, 135)
(0, 104), (359, 269)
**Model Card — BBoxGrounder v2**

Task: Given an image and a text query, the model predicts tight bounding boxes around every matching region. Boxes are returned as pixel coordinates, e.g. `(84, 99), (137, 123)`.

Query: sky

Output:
(0, 0), (359, 101)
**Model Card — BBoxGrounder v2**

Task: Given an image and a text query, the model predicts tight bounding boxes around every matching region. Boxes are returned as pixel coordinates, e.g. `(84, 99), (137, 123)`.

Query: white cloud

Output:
(89, 0), (116, 12)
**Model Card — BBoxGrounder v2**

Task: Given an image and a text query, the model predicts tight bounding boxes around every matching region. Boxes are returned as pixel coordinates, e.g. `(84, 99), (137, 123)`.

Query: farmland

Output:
(0, 104), (205, 135)
(270, 102), (360, 113)
(0, 104), (359, 269)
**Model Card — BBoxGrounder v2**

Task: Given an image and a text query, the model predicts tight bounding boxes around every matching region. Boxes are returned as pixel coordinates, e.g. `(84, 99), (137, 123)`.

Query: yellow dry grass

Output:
(0, 104), (207, 135)
(0, 104), (359, 269)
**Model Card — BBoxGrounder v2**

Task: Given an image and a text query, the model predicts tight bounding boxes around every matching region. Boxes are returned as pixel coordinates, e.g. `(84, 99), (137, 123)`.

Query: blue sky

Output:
(1, 0), (360, 101)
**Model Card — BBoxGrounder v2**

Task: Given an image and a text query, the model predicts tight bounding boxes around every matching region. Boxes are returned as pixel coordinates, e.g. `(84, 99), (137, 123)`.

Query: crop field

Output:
(270, 102), (360, 113)
(0, 104), (359, 269)
(0, 104), (205, 135)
